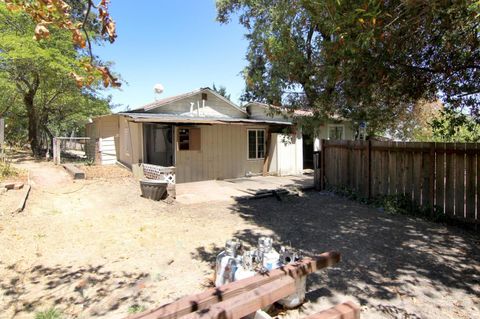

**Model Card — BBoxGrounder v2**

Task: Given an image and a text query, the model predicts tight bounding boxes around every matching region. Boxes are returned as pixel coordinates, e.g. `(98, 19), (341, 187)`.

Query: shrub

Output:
(0, 157), (18, 180)
(34, 308), (62, 319)
(128, 304), (146, 314)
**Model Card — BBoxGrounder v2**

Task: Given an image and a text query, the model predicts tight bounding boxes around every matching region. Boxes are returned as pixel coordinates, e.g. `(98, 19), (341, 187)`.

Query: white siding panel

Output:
(147, 92), (247, 119)
(247, 104), (289, 122)
(100, 137), (117, 164)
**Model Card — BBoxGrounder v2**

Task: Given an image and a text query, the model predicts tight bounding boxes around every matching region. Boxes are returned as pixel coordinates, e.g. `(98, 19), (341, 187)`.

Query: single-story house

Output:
(86, 87), (354, 183)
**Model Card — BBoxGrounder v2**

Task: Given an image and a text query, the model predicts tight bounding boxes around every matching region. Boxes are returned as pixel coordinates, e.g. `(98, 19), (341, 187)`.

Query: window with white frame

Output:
(248, 129), (265, 159)
(328, 125), (344, 140)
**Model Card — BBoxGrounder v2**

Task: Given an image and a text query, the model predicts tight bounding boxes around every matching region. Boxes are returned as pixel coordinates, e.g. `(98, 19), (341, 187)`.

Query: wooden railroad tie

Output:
(125, 251), (359, 319)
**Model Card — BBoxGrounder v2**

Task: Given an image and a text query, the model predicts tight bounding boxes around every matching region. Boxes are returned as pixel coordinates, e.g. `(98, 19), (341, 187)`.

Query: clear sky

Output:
(93, 0), (249, 112)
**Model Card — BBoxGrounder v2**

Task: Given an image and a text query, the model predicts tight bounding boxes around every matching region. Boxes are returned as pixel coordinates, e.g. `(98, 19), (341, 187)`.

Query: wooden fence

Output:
(316, 140), (480, 225)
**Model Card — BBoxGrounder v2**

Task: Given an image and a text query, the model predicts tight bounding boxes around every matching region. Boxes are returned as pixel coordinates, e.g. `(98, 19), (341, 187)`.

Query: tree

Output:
(3, 0), (120, 87)
(212, 83), (231, 100)
(0, 3), (110, 155)
(430, 108), (480, 142)
(216, 0), (480, 136)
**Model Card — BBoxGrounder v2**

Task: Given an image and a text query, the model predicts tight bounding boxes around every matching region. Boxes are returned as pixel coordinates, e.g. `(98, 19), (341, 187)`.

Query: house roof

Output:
(119, 112), (292, 126)
(246, 101), (346, 120)
(127, 87), (248, 115)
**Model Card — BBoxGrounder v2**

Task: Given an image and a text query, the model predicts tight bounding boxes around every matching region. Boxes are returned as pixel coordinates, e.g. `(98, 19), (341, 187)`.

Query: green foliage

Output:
(128, 304), (146, 314)
(217, 0), (480, 135)
(326, 185), (446, 223)
(430, 108), (480, 142)
(212, 83), (231, 101)
(0, 3), (111, 155)
(0, 157), (18, 181)
(34, 308), (63, 319)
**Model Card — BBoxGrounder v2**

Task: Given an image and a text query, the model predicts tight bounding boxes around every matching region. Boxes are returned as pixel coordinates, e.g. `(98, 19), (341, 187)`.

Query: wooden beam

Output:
(126, 251), (340, 319)
(303, 301), (360, 319)
(182, 276), (296, 319)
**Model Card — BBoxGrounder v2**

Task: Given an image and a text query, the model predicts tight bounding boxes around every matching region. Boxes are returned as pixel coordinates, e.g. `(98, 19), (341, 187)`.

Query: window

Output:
(248, 129), (266, 159)
(328, 125), (344, 140)
(178, 128), (201, 151)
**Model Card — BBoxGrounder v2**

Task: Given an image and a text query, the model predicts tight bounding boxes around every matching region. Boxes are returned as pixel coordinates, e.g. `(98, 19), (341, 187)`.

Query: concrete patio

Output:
(175, 173), (314, 204)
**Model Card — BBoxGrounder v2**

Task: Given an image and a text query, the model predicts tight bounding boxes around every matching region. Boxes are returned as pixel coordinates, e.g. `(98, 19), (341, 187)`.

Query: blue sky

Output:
(94, 0), (249, 112)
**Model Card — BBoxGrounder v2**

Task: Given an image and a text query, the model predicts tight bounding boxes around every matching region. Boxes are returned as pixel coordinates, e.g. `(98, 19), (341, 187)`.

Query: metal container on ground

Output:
(140, 179), (168, 201)
(215, 239), (241, 287)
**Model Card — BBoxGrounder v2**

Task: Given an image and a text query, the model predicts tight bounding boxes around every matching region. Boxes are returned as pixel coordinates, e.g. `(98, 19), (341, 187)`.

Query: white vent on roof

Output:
(153, 83), (164, 100)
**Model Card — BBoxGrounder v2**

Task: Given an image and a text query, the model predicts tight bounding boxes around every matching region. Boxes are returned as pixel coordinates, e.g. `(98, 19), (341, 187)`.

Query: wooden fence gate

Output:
(316, 140), (480, 225)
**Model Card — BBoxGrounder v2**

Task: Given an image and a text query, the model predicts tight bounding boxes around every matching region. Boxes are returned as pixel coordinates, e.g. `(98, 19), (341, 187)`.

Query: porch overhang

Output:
(119, 112), (293, 126)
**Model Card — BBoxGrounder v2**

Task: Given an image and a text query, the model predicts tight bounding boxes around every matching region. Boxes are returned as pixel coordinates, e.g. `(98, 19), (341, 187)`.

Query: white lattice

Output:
(143, 163), (176, 184)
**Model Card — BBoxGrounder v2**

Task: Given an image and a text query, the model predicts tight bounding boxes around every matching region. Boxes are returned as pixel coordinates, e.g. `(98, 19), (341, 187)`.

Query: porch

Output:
(175, 173), (314, 204)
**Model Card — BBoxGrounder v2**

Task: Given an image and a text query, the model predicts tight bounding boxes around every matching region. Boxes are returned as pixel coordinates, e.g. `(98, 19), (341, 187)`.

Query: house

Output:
(245, 102), (356, 169)
(86, 87), (355, 183)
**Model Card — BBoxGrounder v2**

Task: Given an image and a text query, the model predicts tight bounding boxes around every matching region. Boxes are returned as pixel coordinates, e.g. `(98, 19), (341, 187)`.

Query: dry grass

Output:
(79, 164), (133, 179)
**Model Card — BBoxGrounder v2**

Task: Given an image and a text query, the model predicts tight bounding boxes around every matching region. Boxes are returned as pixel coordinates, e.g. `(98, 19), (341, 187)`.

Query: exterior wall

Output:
(118, 116), (143, 167)
(147, 92), (247, 119)
(314, 120), (355, 151)
(268, 131), (303, 176)
(174, 124), (267, 183)
(247, 104), (289, 122)
(86, 114), (119, 164)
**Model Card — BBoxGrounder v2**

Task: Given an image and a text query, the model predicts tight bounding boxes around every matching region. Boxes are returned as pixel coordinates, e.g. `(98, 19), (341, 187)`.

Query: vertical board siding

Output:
(175, 124), (266, 183)
(319, 140), (480, 225)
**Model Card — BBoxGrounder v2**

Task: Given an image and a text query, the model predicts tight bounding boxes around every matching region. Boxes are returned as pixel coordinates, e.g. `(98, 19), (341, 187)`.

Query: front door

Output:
(144, 124), (174, 166)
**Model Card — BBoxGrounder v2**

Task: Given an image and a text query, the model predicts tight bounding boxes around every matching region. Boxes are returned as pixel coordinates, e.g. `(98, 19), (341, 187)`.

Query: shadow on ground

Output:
(191, 191), (480, 318)
(0, 262), (152, 317)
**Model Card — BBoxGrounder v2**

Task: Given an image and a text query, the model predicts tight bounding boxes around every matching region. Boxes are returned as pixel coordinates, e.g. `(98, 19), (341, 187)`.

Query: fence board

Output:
(422, 142), (432, 209)
(445, 144), (456, 217)
(318, 140), (480, 225)
(435, 143), (446, 214)
(455, 143), (466, 219)
(411, 143), (424, 206)
(389, 142), (398, 195)
(396, 142), (406, 196)
(465, 144), (476, 221)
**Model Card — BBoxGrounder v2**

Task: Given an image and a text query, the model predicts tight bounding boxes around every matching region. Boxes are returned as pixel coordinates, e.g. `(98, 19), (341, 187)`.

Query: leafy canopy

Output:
(217, 0), (480, 136)
(3, 0), (120, 87)
(0, 2), (110, 152)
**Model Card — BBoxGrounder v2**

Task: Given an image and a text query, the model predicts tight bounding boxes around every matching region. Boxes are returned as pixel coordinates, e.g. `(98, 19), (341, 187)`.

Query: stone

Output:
(2, 183), (15, 190)
(13, 183), (24, 190)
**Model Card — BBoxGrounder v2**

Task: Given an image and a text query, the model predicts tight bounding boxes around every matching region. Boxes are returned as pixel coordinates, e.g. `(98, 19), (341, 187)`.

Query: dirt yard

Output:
(0, 159), (479, 319)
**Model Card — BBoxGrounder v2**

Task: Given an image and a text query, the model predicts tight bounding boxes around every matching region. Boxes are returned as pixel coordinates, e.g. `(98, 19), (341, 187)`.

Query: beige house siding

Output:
(147, 92), (247, 119)
(174, 124), (266, 183)
(86, 114), (119, 164)
(313, 121), (355, 151)
(268, 132), (303, 176)
(118, 116), (143, 167)
(247, 103), (289, 122)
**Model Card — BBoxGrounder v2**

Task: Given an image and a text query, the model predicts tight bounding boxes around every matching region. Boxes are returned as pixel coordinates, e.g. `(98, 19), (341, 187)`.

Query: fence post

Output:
(314, 151), (320, 190)
(367, 140), (372, 199)
(321, 139), (326, 190)
(53, 137), (58, 165)
(429, 143), (435, 218)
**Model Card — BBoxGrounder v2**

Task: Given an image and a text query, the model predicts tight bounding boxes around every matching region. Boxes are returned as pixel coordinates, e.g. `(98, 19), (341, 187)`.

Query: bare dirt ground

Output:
(0, 158), (479, 319)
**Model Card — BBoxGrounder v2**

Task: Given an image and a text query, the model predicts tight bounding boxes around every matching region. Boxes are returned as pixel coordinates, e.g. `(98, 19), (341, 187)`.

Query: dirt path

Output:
(0, 159), (479, 319)
(13, 161), (71, 189)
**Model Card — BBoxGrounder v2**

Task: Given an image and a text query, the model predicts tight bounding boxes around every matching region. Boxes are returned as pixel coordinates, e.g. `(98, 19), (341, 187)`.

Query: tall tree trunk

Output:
(24, 92), (42, 156)
(19, 74), (42, 156)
